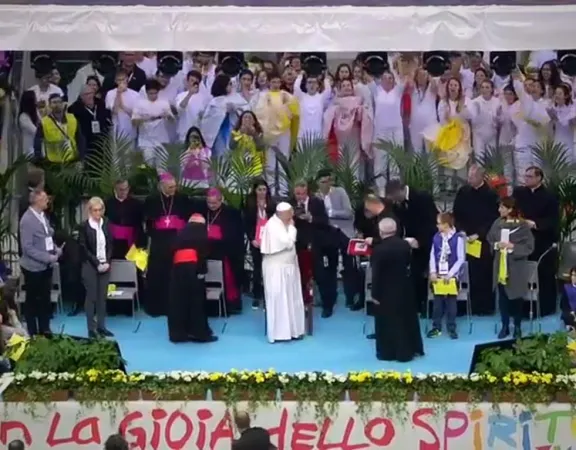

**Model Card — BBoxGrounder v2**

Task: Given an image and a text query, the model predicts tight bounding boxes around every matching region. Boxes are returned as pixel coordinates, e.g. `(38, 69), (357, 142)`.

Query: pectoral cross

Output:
(164, 217), (171, 226)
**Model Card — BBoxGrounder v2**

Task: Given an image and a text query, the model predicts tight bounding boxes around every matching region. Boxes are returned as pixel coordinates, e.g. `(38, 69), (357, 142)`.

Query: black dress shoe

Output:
(68, 305), (83, 317)
(97, 328), (114, 337)
(190, 335), (218, 343)
(497, 326), (510, 339)
(88, 330), (99, 339)
(170, 336), (189, 343)
(350, 302), (364, 312)
(366, 333), (376, 340)
(321, 309), (333, 318)
(251, 298), (260, 309)
(513, 326), (522, 339)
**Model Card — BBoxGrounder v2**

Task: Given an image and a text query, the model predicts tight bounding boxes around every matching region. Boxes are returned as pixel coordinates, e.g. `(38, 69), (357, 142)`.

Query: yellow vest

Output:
(41, 114), (78, 162)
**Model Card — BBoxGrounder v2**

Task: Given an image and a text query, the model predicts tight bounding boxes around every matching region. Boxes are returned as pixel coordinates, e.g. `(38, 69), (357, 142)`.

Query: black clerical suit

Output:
(371, 235), (424, 362)
(232, 427), (276, 450)
(67, 98), (111, 157)
(391, 187), (438, 312)
(513, 185), (560, 316)
(292, 196), (336, 315)
(453, 183), (499, 314)
(243, 199), (276, 303)
(168, 222), (213, 343)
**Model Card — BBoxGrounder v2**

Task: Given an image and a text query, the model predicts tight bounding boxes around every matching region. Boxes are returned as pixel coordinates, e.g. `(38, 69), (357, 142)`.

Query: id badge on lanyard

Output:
(439, 260), (449, 275)
(87, 107), (100, 134)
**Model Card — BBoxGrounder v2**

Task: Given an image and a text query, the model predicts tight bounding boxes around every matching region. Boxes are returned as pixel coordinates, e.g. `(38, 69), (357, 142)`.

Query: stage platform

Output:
(52, 298), (560, 375)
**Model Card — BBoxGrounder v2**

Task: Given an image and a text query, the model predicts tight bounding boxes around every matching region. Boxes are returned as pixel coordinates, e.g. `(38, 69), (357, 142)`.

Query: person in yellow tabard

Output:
(33, 93), (86, 163)
(251, 71), (299, 195)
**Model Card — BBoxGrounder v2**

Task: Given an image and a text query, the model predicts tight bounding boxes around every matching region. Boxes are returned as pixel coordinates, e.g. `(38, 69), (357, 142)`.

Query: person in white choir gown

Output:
(496, 85), (520, 183)
(409, 68), (438, 154)
(261, 202), (306, 344)
(470, 80), (500, 160)
(105, 69), (140, 142)
(547, 84), (576, 160)
(293, 73), (332, 144)
(174, 70), (210, 143)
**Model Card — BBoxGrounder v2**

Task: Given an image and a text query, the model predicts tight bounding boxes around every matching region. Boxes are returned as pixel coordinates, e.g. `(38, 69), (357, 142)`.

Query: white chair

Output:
(525, 261), (542, 333)
(205, 259), (227, 333)
(107, 260), (141, 333)
(425, 262), (473, 334)
(16, 262), (64, 315)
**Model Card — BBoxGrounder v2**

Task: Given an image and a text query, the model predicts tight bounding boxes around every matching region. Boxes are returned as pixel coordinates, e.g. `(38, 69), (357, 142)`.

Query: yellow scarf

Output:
(231, 130), (264, 176)
(498, 249), (508, 285)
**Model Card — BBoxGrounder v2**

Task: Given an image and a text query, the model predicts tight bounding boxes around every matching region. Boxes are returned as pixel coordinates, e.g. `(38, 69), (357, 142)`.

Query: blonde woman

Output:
(78, 197), (114, 338)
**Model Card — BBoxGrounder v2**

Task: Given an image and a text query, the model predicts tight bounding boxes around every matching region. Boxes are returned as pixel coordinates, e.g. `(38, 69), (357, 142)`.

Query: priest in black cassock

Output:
(168, 214), (217, 343)
(385, 179), (438, 313)
(453, 165), (499, 315)
(143, 173), (191, 317)
(513, 166), (560, 316)
(105, 179), (145, 260)
(371, 217), (424, 362)
(193, 188), (245, 315)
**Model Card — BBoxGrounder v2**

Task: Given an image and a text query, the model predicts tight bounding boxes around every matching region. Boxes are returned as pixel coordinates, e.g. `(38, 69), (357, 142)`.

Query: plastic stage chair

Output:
(107, 260), (141, 333)
(206, 259), (227, 333)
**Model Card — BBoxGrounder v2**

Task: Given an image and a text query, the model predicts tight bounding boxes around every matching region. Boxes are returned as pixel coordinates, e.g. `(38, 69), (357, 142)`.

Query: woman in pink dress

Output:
(181, 126), (211, 187)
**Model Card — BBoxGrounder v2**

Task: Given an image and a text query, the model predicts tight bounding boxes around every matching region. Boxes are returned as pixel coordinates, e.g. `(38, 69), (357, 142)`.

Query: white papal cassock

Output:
(261, 214), (306, 343)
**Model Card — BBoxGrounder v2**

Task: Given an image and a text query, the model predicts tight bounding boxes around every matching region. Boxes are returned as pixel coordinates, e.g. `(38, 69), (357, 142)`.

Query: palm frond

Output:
(375, 139), (438, 194)
(330, 139), (363, 207)
(531, 139), (576, 192)
(477, 144), (512, 177)
(276, 136), (328, 192)
(156, 143), (187, 181)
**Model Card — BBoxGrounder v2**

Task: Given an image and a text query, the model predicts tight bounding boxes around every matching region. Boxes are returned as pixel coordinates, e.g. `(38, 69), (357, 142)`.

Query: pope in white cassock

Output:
(261, 202), (306, 344)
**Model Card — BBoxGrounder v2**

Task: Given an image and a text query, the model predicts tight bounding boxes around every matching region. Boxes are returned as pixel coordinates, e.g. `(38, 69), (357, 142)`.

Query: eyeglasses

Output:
(91, 207), (103, 212)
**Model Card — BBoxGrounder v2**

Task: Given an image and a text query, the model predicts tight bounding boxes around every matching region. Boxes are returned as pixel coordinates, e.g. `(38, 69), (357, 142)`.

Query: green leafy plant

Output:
(477, 144), (513, 178)
(329, 140), (368, 208)
(14, 335), (125, 374)
(532, 139), (576, 193)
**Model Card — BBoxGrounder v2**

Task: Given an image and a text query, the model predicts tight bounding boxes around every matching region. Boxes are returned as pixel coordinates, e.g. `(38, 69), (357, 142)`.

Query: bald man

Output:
(233, 411), (276, 450)
(370, 218), (424, 362)
(168, 213), (216, 343)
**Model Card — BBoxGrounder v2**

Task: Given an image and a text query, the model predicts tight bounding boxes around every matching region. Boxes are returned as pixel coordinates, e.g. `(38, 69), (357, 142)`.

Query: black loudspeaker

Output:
(218, 52), (245, 78)
(30, 52), (56, 78)
(157, 51), (183, 77)
(90, 51), (118, 77)
(301, 52), (327, 77)
(558, 50), (576, 77)
(423, 51), (450, 77)
(490, 51), (517, 78)
(362, 52), (389, 78)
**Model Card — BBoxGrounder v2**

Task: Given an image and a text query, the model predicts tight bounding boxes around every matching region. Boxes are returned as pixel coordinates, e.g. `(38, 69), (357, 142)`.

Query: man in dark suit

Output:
(291, 180), (335, 318)
(232, 411), (276, 450)
(385, 179), (438, 313)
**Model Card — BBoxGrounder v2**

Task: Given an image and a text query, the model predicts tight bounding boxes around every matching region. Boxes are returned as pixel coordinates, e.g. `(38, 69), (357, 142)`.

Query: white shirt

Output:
(137, 56), (158, 79)
(28, 84), (63, 104)
(88, 218), (107, 263)
(438, 97), (472, 125)
(105, 87), (140, 140)
(30, 207), (54, 251)
(139, 75), (185, 106)
(132, 97), (173, 148)
(471, 96), (500, 139)
(429, 230), (465, 279)
(374, 83), (404, 130)
(174, 90), (210, 142)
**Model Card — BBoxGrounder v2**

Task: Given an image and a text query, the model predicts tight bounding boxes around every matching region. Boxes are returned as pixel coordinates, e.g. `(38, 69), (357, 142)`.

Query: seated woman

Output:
(561, 267), (576, 330)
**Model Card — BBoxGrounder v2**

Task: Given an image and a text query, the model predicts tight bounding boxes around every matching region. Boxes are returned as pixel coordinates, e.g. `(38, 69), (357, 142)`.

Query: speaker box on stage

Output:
(30, 52), (56, 78)
(362, 52), (389, 78)
(301, 52), (327, 77)
(423, 51), (450, 78)
(558, 50), (576, 77)
(157, 51), (183, 77)
(90, 51), (118, 77)
(219, 52), (245, 78)
(490, 51), (517, 78)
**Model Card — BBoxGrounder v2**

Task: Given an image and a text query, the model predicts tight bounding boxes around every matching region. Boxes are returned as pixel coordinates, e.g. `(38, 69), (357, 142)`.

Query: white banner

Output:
(1, 401), (574, 449)
(0, 5), (575, 52)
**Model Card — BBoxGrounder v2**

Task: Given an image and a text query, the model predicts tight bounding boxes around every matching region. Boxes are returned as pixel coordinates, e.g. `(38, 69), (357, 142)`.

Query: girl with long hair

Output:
(547, 84), (576, 159)
(243, 178), (276, 308)
(487, 196), (534, 339)
(409, 68), (438, 153)
(230, 110), (265, 177)
(470, 79), (500, 160)
(18, 90), (39, 156)
(538, 60), (562, 99)
(181, 126), (211, 187)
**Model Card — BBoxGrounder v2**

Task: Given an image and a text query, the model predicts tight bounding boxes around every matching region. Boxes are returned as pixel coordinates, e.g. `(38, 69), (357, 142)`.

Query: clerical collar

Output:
(530, 184), (543, 193)
(404, 186), (410, 201)
(473, 182), (485, 190)
(115, 194), (127, 202)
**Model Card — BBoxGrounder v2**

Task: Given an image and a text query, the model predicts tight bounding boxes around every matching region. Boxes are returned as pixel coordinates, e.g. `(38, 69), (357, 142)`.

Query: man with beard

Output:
(168, 214), (217, 343)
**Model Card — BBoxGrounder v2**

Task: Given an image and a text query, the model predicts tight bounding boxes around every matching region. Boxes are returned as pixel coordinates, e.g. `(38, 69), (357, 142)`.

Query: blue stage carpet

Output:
(53, 298), (561, 375)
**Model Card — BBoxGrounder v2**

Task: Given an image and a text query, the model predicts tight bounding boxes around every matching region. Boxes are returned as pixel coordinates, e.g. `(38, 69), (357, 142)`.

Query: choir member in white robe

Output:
(496, 85), (520, 183)
(547, 85), (576, 160)
(261, 203), (306, 344)
(369, 71), (407, 192)
(293, 73), (331, 144)
(175, 70), (210, 143)
(409, 69), (438, 154)
(513, 78), (551, 182)
(470, 80), (500, 160)
(105, 69), (140, 142)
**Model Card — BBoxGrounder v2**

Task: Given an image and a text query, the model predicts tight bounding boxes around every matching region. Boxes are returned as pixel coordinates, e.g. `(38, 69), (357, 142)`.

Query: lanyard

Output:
(85, 105), (97, 119)
(30, 208), (49, 234)
(48, 115), (68, 139)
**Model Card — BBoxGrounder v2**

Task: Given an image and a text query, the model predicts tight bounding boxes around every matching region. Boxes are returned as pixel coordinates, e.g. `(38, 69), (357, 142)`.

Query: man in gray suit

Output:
(19, 189), (62, 336)
(316, 169), (357, 308)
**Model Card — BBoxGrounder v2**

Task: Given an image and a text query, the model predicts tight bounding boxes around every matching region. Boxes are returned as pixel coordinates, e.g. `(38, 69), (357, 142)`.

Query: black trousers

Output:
(336, 229), (361, 305)
(534, 249), (558, 316)
(498, 284), (522, 327)
(22, 267), (53, 335)
(468, 247), (496, 315)
(312, 245), (338, 311)
(250, 245), (264, 300)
